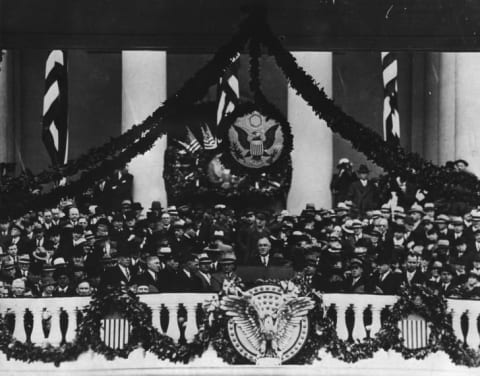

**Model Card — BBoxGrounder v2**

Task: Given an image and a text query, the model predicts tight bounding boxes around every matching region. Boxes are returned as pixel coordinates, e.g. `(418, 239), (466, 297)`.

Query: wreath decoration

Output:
(375, 284), (444, 359)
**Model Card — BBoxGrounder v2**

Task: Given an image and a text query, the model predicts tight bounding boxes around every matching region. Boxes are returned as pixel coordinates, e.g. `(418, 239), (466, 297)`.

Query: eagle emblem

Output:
(220, 284), (315, 364)
(227, 110), (284, 169)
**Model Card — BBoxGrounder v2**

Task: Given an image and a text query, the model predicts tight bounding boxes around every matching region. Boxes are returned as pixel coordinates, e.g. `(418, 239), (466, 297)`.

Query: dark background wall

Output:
(13, 50), (425, 180)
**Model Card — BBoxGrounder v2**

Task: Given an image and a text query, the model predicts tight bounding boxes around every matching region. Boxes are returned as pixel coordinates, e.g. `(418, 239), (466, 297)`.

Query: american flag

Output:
(381, 52), (400, 144)
(216, 54), (240, 126)
(42, 50), (69, 165)
(201, 123), (218, 150)
(175, 127), (201, 154)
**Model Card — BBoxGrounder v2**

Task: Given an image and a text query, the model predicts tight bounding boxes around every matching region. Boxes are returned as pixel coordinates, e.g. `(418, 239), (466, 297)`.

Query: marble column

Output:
(287, 52), (333, 214)
(455, 53), (480, 177)
(437, 53), (456, 165)
(122, 51), (168, 210)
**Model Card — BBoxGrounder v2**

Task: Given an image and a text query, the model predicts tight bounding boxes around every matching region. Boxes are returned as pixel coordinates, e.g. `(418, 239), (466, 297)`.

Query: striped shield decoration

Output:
(250, 140), (264, 157)
(398, 314), (431, 349)
(99, 315), (131, 350)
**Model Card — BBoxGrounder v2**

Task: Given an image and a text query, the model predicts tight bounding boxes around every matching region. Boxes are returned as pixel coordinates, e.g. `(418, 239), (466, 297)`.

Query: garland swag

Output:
(4, 9), (480, 217)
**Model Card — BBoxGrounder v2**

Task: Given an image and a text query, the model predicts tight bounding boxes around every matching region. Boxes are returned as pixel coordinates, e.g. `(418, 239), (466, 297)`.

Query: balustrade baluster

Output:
(352, 303), (366, 340)
(369, 304), (382, 337)
(184, 302), (199, 342)
(12, 307), (26, 342)
(335, 302), (349, 340)
(450, 308), (465, 343)
(165, 303), (181, 341)
(30, 308), (46, 344)
(64, 306), (78, 342)
(48, 307), (63, 346)
(151, 306), (162, 333)
(466, 309), (480, 349)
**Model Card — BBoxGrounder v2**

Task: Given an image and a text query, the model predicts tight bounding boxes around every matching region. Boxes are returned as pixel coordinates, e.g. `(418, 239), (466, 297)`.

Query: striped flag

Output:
(216, 54), (240, 126)
(381, 52), (400, 144)
(42, 50), (69, 166)
(175, 127), (201, 154)
(201, 123), (218, 150)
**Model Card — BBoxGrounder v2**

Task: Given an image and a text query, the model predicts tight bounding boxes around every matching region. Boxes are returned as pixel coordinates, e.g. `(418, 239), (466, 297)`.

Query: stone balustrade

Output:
(0, 293), (479, 349)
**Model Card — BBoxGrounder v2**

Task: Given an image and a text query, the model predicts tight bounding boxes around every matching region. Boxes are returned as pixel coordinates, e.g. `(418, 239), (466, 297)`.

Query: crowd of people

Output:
(1, 162), (480, 299)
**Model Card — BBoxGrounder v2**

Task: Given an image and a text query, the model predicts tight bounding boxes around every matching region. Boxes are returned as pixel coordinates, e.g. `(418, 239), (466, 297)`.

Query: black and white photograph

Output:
(0, 1), (479, 375)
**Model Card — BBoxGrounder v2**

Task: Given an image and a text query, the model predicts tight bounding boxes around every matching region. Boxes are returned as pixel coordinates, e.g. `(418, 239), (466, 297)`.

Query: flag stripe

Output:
(381, 52), (400, 143)
(42, 50), (68, 166)
(217, 55), (240, 125)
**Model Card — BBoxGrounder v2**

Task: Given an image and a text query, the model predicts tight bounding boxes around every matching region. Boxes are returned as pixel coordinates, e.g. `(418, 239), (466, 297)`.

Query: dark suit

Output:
(176, 269), (202, 292)
(196, 271), (215, 292)
(343, 275), (371, 293)
(372, 270), (402, 294)
(52, 286), (76, 297)
(401, 270), (426, 288)
(157, 268), (180, 292)
(133, 270), (160, 291)
(347, 179), (378, 214)
(249, 254), (283, 268)
(439, 282), (457, 297)
(101, 265), (134, 287)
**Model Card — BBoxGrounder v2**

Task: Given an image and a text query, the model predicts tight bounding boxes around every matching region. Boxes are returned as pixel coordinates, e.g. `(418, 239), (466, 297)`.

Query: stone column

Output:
(287, 52), (333, 214)
(437, 53), (456, 165)
(122, 51), (168, 210)
(455, 53), (480, 177)
(0, 50), (14, 163)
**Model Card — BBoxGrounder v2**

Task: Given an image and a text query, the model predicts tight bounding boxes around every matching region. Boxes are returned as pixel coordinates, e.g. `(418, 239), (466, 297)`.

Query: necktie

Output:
(125, 268), (130, 280)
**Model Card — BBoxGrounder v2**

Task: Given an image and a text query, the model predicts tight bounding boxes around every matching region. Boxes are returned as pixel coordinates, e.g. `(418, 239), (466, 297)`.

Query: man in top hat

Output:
(330, 158), (357, 205)
(347, 165), (378, 215)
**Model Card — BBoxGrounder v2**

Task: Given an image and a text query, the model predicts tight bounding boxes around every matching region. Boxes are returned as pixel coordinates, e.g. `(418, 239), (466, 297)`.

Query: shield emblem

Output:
(398, 313), (431, 349)
(99, 313), (131, 350)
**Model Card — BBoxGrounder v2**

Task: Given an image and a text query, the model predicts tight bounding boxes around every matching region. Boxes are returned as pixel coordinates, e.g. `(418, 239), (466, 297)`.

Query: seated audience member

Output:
(76, 280), (93, 296)
(439, 265), (457, 297)
(41, 277), (56, 297)
(53, 268), (75, 297)
(459, 272), (480, 299)
(10, 278), (31, 297)
(134, 255), (161, 292)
